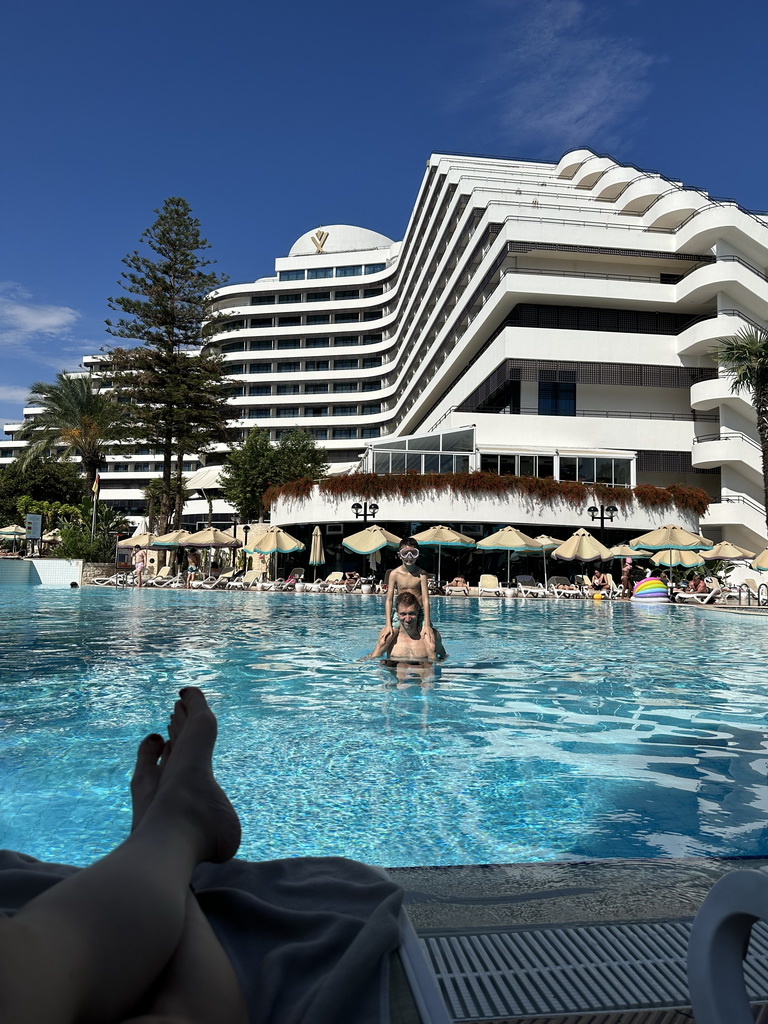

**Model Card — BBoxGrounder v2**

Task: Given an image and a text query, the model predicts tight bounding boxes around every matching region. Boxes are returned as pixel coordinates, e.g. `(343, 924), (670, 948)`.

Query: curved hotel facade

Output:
(3, 148), (768, 550)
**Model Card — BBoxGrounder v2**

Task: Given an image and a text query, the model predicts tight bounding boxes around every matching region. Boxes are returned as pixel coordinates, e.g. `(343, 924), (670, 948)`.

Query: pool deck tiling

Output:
(388, 858), (768, 1022)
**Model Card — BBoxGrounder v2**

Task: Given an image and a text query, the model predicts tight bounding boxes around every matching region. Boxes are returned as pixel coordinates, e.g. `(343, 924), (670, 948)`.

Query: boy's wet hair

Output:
(396, 592), (420, 611)
(399, 537), (420, 550)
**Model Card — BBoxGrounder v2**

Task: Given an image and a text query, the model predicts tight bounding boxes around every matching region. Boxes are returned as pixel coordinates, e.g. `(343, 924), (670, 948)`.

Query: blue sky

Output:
(2, 0), (767, 429)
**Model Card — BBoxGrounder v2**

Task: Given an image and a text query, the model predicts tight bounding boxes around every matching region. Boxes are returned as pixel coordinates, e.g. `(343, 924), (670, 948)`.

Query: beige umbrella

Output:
(246, 526), (305, 555)
(411, 524), (476, 580)
(551, 528), (613, 563)
(609, 544), (651, 559)
(184, 528), (241, 549)
(630, 524), (713, 551)
(150, 530), (192, 549)
(0, 524), (25, 538)
(751, 547), (768, 572)
(701, 541), (755, 560)
(477, 526), (541, 585)
(309, 526), (326, 581)
(117, 533), (157, 549)
(342, 525), (401, 554)
(651, 549), (706, 569)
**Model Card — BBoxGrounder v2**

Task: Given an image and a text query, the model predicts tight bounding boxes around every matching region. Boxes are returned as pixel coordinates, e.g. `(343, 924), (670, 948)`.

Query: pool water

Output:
(1, 588), (768, 868)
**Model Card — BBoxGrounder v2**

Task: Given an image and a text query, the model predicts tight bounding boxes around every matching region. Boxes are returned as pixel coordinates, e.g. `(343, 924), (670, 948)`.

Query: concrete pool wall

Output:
(0, 558), (82, 588)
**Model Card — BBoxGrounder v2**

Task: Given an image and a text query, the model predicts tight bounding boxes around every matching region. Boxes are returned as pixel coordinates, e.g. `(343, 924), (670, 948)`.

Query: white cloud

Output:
(467, 0), (658, 152)
(0, 384), (33, 405)
(0, 283), (80, 346)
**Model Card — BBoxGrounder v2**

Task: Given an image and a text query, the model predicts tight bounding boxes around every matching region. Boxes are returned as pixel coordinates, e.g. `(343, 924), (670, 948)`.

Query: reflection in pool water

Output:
(1, 587), (767, 867)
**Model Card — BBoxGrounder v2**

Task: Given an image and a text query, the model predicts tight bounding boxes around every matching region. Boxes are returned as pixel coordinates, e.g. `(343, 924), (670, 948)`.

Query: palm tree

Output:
(717, 325), (768, 532)
(15, 373), (130, 497)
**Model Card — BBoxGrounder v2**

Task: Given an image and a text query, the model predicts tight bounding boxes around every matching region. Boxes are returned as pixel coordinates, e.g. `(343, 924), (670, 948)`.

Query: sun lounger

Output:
(548, 575), (582, 598)
(146, 566), (183, 588)
(687, 865), (768, 1024)
(317, 571), (345, 592)
(676, 585), (722, 605)
(478, 574), (502, 596)
(195, 569), (238, 590)
(227, 570), (262, 590)
(515, 574), (547, 597)
(90, 571), (134, 587)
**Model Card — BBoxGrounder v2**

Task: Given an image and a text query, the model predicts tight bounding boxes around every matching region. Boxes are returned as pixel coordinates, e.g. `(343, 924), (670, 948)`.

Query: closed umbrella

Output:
(533, 535), (566, 588)
(411, 525), (476, 581)
(342, 525), (401, 554)
(477, 526), (541, 586)
(309, 526), (325, 581)
(551, 528), (613, 563)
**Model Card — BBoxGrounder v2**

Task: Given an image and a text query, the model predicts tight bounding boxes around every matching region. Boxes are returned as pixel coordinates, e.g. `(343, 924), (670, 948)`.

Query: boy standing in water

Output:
(379, 537), (434, 645)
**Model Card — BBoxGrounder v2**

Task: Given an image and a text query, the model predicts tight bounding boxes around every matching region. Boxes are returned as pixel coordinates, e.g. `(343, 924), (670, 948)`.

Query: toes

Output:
(134, 733), (165, 770)
(178, 687), (209, 714)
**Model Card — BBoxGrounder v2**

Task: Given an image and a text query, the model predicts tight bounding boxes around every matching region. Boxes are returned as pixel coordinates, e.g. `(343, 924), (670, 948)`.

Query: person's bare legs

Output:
(0, 687), (242, 1024)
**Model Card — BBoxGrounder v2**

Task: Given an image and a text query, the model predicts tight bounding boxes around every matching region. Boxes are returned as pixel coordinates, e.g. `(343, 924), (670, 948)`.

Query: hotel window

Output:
(252, 362), (272, 373)
(361, 427), (381, 438)
(305, 383), (328, 394)
(250, 295), (275, 305)
(335, 312), (359, 323)
(249, 385), (271, 396)
(250, 318), (273, 328)
(278, 316), (301, 326)
(363, 334), (382, 345)
(307, 268), (333, 279)
(279, 270), (305, 281)
(362, 403), (381, 414)
(307, 314), (330, 325)
(277, 340), (298, 350)
(227, 364), (245, 374)
(334, 405), (358, 416)
(276, 407), (299, 418)
(363, 287), (383, 298)
(276, 384), (300, 395)
(305, 360), (329, 372)
(362, 357), (382, 368)
(334, 359), (359, 370)
(336, 265), (362, 277)
(310, 428), (328, 439)
(363, 311), (382, 321)
(333, 428), (357, 439)
(306, 406), (328, 416)
(335, 289), (359, 300)
(362, 380), (381, 391)
(364, 263), (385, 274)
(334, 336), (360, 346)
(278, 293), (301, 304)
(277, 362), (299, 373)
(222, 341), (246, 352)
(249, 408), (270, 418)
(251, 339), (273, 350)
(306, 291), (331, 302)
(538, 381), (576, 416)
(305, 337), (329, 348)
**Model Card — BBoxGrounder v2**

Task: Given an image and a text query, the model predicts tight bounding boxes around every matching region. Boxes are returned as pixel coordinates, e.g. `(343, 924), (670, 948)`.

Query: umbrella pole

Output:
(542, 549), (548, 588)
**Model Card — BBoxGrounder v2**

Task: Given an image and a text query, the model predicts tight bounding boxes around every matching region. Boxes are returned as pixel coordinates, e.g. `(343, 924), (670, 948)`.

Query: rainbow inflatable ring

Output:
(631, 577), (670, 603)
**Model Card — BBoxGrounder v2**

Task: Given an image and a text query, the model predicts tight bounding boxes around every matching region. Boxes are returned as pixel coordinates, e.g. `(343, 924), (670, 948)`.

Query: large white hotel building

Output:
(3, 148), (768, 553)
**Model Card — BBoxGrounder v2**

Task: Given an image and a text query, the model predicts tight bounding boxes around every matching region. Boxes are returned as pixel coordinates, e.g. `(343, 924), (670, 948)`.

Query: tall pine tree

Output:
(106, 197), (231, 532)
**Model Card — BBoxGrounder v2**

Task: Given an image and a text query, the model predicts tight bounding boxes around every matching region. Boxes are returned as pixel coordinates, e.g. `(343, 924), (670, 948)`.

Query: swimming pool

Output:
(1, 587), (767, 868)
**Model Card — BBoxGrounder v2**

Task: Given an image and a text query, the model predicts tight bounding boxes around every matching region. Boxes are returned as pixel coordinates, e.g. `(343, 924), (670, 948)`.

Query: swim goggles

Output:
(399, 549), (419, 562)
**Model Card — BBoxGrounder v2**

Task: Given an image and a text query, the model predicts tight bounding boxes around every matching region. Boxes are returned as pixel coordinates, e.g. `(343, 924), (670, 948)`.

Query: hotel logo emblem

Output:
(311, 229), (329, 254)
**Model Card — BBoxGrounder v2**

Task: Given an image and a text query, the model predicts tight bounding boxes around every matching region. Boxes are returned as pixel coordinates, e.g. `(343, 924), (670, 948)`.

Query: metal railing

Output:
(693, 431), (762, 452)
(738, 582), (768, 606)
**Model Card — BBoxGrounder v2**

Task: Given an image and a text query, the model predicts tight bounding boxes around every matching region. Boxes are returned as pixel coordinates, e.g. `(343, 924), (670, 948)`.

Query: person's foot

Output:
(137, 688), (241, 864)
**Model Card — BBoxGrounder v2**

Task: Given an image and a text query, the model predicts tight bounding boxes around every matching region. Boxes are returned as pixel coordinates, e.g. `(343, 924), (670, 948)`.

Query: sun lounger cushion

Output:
(0, 850), (412, 1024)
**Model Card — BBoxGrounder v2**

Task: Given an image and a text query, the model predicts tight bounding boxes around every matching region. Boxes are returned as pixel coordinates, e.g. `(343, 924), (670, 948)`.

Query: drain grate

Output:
(420, 920), (768, 1021)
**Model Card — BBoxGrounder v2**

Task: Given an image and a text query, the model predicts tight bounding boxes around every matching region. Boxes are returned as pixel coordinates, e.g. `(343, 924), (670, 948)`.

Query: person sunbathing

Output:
(0, 687), (247, 1024)
(368, 593), (446, 662)
(445, 575), (469, 596)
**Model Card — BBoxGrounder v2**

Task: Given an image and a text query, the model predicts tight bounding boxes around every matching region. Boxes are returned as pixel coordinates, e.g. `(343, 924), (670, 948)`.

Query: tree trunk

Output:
(756, 385), (768, 536)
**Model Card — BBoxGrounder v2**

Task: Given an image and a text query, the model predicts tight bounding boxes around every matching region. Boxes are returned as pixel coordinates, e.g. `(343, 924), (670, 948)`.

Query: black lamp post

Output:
(587, 504), (618, 545)
(351, 501), (379, 523)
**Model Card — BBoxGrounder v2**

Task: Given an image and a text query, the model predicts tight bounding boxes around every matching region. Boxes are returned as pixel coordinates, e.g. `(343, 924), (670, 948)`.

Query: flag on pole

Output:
(92, 473), (100, 497)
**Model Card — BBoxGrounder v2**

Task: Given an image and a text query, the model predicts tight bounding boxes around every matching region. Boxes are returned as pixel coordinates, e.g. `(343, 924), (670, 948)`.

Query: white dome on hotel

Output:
(288, 224), (394, 256)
